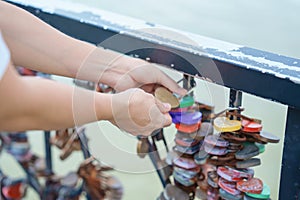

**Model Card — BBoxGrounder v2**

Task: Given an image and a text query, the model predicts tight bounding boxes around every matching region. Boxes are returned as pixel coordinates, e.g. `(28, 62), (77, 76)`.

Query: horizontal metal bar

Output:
(6, 0), (300, 109)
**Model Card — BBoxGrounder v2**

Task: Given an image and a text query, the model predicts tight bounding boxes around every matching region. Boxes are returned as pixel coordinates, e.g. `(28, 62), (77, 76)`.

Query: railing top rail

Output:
(7, 0), (300, 109)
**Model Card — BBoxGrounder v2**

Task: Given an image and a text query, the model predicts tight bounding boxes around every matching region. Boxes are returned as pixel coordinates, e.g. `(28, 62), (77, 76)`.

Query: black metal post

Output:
(44, 131), (53, 175)
(229, 89), (242, 108)
(148, 137), (168, 188)
(23, 167), (42, 196)
(229, 89), (242, 120)
(279, 107), (300, 199)
(78, 129), (91, 159)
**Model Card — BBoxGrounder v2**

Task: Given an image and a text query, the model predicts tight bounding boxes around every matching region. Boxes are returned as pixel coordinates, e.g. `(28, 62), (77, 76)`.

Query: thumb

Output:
(163, 113), (172, 127)
(155, 98), (171, 113)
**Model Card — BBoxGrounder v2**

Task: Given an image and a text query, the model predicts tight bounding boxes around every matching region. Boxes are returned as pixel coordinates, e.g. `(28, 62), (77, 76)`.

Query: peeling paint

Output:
(203, 47), (300, 84)
(7, 0), (300, 86)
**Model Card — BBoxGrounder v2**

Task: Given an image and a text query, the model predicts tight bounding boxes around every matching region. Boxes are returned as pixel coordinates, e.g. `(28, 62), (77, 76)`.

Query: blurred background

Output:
(1, 0), (299, 199)
(74, 0), (300, 59)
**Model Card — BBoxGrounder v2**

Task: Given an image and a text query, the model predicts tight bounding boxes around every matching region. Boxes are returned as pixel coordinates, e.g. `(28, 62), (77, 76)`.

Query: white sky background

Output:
(70, 0), (300, 59)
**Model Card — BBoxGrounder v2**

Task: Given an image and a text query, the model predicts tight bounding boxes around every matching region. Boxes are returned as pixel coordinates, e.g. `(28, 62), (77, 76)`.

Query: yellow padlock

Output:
(213, 116), (241, 132)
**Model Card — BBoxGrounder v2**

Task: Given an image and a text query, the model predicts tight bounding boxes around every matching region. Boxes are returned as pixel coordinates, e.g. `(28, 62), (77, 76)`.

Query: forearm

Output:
(0, 2), (185, 95)
(0, 65), (112, 131)
(0, 1), (125, 83)
(21, 78), (112, 130)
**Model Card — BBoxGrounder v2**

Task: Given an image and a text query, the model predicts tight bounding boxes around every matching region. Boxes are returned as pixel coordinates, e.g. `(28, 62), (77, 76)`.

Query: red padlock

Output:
(2, 180), (27, 199)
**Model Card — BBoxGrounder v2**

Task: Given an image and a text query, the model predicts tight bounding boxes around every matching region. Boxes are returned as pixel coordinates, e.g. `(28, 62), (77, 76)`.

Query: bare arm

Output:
(0, 1), (186, 96)
(0, 61), (171, 135)
(0, 1), (180, 134)
(0, 61), (113, 131)
(0, 0), (96, 79)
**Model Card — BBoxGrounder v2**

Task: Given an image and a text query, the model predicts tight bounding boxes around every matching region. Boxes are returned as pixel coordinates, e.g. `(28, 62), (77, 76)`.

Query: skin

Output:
(0, 1), (186, 136)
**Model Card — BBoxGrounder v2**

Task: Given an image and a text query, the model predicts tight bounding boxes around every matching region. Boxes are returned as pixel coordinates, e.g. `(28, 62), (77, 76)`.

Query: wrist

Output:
(69, 46), (125, 85)
(95, 93), (113, 121)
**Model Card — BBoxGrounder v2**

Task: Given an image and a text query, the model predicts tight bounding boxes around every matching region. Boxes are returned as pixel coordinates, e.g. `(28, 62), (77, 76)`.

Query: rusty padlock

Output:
(51, 129), (72, 149)
(60, 132), (81, 160)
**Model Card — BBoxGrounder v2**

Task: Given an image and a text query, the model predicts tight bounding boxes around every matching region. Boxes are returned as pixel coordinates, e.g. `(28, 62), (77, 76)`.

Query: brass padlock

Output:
(136, 138), (149, 158)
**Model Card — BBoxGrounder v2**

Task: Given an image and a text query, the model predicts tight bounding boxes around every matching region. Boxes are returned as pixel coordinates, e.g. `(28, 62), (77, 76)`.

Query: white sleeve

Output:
(0, 31), (10, 80)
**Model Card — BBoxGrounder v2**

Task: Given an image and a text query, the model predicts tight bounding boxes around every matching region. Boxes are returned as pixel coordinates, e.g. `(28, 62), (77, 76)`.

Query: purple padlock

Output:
(174, 111), (202, 125)
(169, 112), (180, 124)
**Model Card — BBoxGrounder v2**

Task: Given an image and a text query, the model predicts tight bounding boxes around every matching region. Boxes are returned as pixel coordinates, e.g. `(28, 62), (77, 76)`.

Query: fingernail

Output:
(163, 103), (171, 110)
(174, 88), (187, 97)
(178, 88), (187, 95)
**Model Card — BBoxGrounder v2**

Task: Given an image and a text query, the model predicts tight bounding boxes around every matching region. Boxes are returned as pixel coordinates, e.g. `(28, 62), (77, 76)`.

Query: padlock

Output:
(179, 96), (195, 108)
(32, 156), (47, 176)
(61, 172), (79, 188)
(164, 95), (205, 198)
(194, 150), (209, 165)
(207, 171), (218, 189)
(217, 167), (253, 182)
(236, 178), (263, 194)
(213, 116), (242, 132)
(57, 172), (82, 200)
(154, 87), (180, 109)
(43, 176), (61, 200)
(147, 89), (281, 200)
(1, 176), (27, 200)
(235, 143), (259, 160)
(244, 184), (270, 199)
(77, 157), (113, 200)
(102, 176), (123, 200)
(60, 132), (82, 160)
(219, 188), (243, 200)
(4, 132), (30, 160)
(136, 138), (149, 158)
(20, 154), (47, 177)
(51, 129), (71, 149)
(218, 177), (241, 196)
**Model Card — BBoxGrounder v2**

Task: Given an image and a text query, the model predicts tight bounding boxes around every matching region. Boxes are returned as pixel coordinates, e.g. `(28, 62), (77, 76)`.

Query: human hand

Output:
(109, 88), (172, 136)
(101, 55), (187, 96)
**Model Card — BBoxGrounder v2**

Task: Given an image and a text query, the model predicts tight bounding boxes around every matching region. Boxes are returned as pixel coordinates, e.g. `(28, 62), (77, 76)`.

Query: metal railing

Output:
(7, 0), (300, 199)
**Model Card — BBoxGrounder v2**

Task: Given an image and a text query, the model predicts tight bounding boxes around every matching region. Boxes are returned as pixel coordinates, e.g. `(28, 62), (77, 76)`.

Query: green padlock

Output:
(245, 184), (270, 199)
(179, 96), (194, 108)
(255, 142), (266, 154)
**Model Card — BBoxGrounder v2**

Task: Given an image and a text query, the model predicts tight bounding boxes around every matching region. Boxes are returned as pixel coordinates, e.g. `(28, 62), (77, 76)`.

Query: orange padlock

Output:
(175, 121), (201, 133)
